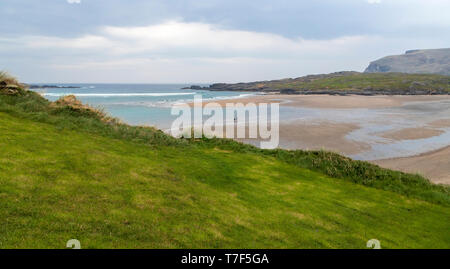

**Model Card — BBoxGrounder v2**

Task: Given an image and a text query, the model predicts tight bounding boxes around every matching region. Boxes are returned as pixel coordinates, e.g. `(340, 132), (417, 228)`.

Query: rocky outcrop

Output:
(181, 85), (202, 90)
(0, 81), (25, 96)
(365, 48), (450, 76)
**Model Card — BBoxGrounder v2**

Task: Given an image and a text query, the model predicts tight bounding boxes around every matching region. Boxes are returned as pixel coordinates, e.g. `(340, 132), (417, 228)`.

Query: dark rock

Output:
(0, 85), (22, 96)
(182, 85), (203, 90)
(365, 63), (391, 73)
(279, 89), (297, 94)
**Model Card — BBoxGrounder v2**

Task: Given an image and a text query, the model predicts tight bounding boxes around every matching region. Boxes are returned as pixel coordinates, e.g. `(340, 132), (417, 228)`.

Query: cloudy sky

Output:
(1, 0), (449, 83)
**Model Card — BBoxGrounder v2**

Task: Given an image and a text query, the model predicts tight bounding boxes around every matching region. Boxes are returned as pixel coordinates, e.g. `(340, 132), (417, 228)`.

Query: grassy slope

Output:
(210, 72), (450, 93)
(0, 87), (449, 249)
(1, 113), (449, 249)
(273, 72), (450, 92)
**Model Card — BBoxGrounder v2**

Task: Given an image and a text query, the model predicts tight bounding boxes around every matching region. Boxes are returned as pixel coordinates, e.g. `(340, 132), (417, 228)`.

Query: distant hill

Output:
(365, 48), (450, 76)
(187, 72), (450, 95)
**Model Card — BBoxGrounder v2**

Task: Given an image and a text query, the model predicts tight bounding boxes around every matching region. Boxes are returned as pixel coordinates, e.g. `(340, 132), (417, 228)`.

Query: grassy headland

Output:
(0, 74), (449, 248)
(190, 71), (450, 95)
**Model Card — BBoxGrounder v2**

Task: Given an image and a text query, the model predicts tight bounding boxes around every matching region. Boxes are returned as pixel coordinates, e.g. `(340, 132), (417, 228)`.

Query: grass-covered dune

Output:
(198, 71), (450, 95)
(0, 76), (449, 248)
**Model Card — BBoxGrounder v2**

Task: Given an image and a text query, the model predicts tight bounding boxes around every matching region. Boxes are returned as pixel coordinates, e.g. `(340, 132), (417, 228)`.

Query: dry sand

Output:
(427, 119), (450, 128)
(374, 146), (450, 185)
(379, 127), (444, 141)
(198, 94), (450, 109)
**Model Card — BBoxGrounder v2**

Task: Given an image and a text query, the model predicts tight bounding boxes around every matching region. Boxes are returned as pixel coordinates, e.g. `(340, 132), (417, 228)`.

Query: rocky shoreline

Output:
(183, 86), (450, 96)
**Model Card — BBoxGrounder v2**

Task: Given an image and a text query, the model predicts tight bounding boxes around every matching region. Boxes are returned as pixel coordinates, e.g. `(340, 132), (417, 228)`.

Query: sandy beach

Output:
(200, 94), (450, 109)
(194, 94), (450, 184)
(374, 146), (450, 185)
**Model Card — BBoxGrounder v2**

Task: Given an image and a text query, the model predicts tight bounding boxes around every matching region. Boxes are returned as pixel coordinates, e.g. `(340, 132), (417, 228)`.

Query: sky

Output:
(0, 0), (449, 83)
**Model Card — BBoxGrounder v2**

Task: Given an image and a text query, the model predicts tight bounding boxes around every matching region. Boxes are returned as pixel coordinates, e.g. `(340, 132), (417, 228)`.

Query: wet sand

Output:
(234, 121), (369, 155)
(374, 146), (450, 185)
(277, 121), (370, 155)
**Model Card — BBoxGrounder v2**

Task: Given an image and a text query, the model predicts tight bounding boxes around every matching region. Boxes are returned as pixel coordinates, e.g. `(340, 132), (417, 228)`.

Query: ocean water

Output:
(33, 84), (253, 129)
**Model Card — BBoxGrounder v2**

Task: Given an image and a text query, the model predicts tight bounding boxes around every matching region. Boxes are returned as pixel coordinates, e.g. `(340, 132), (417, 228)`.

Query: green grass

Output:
(0, 86), (449, 249)
(199, 139), (450, 206)
(273, 72), (450, 92)
(216, 72), (450, 93)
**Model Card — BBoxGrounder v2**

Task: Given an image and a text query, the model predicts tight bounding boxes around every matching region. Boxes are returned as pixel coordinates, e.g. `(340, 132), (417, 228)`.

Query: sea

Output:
(33, 83), (254, 130)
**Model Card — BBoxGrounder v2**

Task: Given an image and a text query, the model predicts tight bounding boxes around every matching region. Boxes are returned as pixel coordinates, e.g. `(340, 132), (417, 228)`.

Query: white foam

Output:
(207, 93), (256, 101)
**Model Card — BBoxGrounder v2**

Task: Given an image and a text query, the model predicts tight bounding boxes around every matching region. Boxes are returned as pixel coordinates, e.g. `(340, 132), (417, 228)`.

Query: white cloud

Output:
(25, 35), (111, 50)
(1, 21), (448, 83)
(16, 21), (380, 58)
(67, 0), (81, 4)
(367, 0), (381, 4)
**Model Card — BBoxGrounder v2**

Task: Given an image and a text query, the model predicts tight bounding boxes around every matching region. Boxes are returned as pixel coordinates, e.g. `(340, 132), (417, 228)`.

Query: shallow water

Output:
(347, 100), (450, 160)
(34, 84), (253, 128)
(278, 100), (450, 160)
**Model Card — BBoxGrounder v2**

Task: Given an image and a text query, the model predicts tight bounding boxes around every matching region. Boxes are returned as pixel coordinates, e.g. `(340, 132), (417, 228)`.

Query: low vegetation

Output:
(0, 76), (449, 248)
(203, 72), (450, 94)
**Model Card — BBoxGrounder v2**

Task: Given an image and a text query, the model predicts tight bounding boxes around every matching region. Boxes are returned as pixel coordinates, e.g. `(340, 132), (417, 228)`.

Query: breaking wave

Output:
(41, 92), (197, 97)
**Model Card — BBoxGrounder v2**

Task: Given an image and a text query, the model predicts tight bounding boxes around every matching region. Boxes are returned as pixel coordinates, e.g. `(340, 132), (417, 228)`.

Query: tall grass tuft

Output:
(0, 71), (22, 87)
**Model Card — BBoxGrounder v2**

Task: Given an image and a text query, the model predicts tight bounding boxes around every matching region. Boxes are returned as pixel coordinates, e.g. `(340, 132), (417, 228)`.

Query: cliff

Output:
(365, 48), (450, 76)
